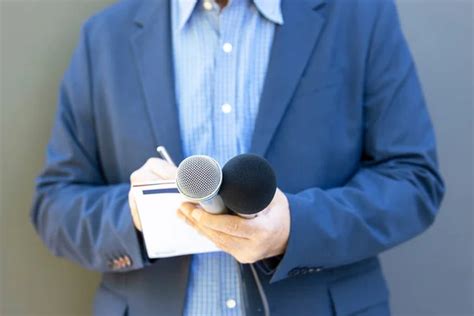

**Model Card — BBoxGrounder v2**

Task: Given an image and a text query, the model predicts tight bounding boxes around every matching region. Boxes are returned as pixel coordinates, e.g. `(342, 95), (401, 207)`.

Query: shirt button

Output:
(221, 103), (232, 114)
(222, 42), (233, 53)
(226, 299), (237, 309)
(203, 1), (213, 10)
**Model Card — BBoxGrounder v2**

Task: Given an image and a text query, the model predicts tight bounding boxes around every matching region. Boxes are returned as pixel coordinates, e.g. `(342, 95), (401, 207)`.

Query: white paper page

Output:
(133, 181), (220, 258)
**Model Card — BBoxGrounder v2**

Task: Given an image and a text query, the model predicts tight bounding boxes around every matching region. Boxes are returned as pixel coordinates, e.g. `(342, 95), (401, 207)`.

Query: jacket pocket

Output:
(328, 265), (389, 316)
(93, 284), (128, 316)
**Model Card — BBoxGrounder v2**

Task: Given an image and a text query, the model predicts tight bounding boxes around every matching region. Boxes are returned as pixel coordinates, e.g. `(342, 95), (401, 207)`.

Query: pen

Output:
(156, 146), (176, 167)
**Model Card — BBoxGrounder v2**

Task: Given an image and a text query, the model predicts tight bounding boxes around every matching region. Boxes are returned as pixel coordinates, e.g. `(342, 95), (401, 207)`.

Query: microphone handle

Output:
(199, 196), (260, 218)
(236, 213), (258, 219)
(199, 195), (227, 215)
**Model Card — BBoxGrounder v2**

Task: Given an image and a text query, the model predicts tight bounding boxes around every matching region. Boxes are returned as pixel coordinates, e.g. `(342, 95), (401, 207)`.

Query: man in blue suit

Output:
(31, 0), (444, 315)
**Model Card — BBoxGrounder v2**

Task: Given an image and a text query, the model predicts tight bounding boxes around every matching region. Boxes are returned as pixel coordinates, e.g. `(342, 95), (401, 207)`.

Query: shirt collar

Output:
(176, 0), (283, 30)
(253, 0), (283, 25)
(176, 0), (198, 30)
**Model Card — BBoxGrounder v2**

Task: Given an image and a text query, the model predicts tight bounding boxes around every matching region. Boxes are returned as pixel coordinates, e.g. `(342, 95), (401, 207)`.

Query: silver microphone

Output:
(176, 155), (226, 214)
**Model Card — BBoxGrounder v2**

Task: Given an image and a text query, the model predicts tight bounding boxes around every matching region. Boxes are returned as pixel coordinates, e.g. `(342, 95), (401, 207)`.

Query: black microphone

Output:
(220, 154), (277, 218)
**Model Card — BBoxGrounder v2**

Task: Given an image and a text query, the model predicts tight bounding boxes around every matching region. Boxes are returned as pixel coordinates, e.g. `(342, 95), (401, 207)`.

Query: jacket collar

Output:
(131, 0), (185, 163)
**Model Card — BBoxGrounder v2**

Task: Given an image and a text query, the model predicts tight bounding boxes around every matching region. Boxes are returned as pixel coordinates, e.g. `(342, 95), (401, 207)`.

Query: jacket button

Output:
(108, 255), (132, 270)
(117, 255), (132, 269)
(123, 255), (132, 267)
(288, 268), (301, 277)
(109, 258), (120, 270)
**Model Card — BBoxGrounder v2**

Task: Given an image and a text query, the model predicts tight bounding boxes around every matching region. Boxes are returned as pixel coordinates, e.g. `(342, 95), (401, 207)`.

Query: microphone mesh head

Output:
(176, 155), (222, 200)
(220, 154), (276, 215)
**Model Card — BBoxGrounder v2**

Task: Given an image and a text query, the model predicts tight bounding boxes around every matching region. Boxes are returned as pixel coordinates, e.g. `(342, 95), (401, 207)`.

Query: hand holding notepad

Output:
(133, 181), (220, 258)
(132, 146), (277, 259)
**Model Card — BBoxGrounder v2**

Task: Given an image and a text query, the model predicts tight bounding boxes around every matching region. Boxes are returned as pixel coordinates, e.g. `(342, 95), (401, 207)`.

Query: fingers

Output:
(178, 211), (260, 264)
(130, 158), (177, 184)
(128, 191), (142, 231)
(177, 202), (279, 264)
(176, 209), (244, 252)
(178, 203), (256, 238)
(146, 157), (177, 179)
(128, 157), (177, 230)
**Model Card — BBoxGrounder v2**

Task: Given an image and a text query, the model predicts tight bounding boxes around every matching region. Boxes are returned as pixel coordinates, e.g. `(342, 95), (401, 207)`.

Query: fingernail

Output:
(192, 209), (202, 221)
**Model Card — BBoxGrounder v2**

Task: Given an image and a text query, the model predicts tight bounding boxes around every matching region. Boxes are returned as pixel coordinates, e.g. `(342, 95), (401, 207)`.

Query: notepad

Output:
(133, 181), (220, 258)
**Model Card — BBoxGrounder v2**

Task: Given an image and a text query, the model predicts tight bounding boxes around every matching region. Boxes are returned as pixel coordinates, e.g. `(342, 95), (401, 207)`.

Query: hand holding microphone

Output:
(177, 154), (290, 264)
(176, 154), (277, 217)
(128, 147), (289, 263)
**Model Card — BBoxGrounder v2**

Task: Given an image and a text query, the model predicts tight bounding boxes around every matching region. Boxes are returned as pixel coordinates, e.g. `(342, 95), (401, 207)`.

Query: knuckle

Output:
(247, 252), (259, 264)
(239, 254), (257, 264)
(234, 253), (248, 264)
(146, 158), (162, 170)
(215, 241), (229, 253)
(181, 203), (192, 213)
(130, 171), (139, 183)
(146, 157), (157, 164)
(236, 258), (247, 264)
(226, 221), (239, 233)
(185, 217), (194, 227)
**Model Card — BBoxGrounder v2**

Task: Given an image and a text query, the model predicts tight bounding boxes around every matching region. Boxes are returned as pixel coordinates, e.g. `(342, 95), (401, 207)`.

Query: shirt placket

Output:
(213, 4), (238, 165)
(215, 4), (244, 315)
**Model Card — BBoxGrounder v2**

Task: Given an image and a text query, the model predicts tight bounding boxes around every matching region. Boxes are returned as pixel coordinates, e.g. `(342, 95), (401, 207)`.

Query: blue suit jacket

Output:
(31, 0), (444, 315)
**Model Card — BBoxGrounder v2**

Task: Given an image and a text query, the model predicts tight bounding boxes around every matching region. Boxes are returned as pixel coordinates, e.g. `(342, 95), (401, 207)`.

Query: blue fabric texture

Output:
(172, 0), (282, 314)
(30, 0), (445, 315)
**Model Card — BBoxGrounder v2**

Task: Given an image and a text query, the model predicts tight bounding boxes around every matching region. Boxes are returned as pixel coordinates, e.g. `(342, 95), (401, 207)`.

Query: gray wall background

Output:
(0, 0), (472, 315)
(380, 1), (473, 316)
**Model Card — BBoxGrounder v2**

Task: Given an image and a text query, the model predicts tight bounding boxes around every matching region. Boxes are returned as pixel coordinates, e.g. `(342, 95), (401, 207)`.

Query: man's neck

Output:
(215, 0), (229, 9)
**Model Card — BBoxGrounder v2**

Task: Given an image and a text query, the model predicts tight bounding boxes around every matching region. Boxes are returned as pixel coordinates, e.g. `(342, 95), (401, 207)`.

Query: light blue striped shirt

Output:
(171, 0), (283, 314)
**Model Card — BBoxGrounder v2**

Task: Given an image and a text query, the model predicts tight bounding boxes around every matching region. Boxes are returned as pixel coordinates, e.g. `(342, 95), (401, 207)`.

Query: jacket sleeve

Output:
(30, 22), (148, 272)
(268, 0), (445, 283)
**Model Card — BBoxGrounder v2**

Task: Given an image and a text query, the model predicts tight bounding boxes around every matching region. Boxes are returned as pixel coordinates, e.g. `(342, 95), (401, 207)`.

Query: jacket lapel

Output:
(130, 0), (184, 163)
(250, 0), (328, 156)
(129, 1), (188, 314)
